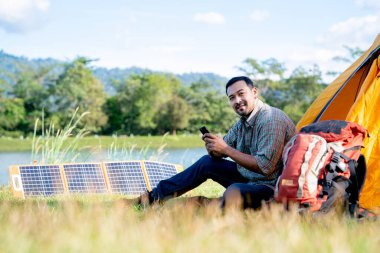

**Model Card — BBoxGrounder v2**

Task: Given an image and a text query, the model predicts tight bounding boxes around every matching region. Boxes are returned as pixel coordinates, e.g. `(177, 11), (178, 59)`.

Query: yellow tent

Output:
(297, 34), (380, 213)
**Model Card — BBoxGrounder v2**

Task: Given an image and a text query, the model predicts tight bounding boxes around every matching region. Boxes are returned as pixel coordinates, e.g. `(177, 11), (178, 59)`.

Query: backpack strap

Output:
(347, 155), (367, 216)
(325, 151), (350, 186)
(343, 146), (364, 153)
(319, 179), (349, 213)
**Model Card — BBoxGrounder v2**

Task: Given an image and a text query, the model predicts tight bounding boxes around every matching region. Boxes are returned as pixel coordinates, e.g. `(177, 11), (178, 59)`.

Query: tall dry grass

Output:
(106, 133), (169, 162)
(31, 108), (90, 164)
(0, 185), (379, 253)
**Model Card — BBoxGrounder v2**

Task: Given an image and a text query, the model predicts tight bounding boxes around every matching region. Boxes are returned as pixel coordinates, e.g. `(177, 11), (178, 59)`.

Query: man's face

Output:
(226, 80), (257, 117)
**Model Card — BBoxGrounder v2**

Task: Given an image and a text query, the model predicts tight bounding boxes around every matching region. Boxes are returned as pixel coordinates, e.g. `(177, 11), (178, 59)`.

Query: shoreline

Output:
(0, 134), (205, 152)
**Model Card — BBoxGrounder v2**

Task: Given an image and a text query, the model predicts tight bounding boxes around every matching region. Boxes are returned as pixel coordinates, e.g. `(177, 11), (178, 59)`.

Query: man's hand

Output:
(202, 133), (229, 159)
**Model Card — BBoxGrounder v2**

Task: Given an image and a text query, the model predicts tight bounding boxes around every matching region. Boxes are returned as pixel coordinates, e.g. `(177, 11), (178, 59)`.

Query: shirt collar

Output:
(242, 99), (264, 127)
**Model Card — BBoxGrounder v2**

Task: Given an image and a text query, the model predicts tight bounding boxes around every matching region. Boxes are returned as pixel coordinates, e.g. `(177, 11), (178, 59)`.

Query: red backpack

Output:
(275, 120), (368, 215)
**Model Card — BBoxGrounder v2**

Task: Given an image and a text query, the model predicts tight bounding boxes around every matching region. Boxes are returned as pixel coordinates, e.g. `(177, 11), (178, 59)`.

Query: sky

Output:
(0, 0), (379, 82)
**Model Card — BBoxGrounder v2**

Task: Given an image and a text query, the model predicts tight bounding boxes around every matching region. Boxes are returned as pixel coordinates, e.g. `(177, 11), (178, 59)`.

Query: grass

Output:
(31, 110), (90, 164)
(0, 183), (379, 253)
(2, 113), (378, 252)
(0, 134), (204, 152)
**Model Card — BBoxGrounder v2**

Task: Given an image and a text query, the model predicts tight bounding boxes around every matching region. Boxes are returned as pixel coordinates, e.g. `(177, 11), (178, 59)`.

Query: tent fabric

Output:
(296, 34), (380, 213)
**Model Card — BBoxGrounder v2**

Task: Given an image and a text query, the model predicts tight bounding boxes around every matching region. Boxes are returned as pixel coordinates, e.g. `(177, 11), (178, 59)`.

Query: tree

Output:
(134, 74), (179, 132)
(105, 73), (182, 135)
(239, 57), (325, 124)
(102, 96), (124, 134)
(0, 97), (26, 134)
(49, 57), (107, 132)
(11, 67), (52, 132)
(185, 79), (237, 133)
(238, 57), (286, 106)
(156, 95), (190, 135)
(281, 65), (325, 123)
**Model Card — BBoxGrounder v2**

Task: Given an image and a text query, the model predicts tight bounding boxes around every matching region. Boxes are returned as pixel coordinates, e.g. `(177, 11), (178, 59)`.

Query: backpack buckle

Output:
(330, 152), (347, 173)
(337, 160), (347, 172)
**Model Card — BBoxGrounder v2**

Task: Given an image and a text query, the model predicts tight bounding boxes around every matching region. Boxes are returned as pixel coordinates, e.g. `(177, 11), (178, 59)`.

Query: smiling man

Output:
(138, 76), (296, 209)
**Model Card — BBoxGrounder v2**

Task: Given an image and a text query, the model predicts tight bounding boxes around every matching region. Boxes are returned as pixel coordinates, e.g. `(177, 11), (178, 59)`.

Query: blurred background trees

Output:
(0, 48), (361, 136)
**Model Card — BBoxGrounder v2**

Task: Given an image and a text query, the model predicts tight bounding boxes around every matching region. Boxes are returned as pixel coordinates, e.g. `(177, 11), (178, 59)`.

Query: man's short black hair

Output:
(225, 76), (255, 95)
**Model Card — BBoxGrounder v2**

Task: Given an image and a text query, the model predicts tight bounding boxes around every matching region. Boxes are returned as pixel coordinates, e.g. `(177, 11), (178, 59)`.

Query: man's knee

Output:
(222, 184), (244, 209)
(194, 155), (220, 174)
(222, 183), (273, 209)
(198, 155), (215, 165)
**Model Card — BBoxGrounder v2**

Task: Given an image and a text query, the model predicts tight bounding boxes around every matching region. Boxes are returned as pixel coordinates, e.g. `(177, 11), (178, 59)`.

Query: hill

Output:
(0, 51), (228, 95)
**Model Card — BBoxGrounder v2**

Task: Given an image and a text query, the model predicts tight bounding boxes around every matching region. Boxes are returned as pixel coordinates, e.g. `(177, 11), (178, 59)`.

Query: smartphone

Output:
(199, 126), (210, 135)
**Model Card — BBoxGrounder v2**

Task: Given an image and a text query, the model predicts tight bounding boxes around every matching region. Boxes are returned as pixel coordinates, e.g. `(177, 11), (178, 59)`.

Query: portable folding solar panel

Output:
(9, 160), (182, 198)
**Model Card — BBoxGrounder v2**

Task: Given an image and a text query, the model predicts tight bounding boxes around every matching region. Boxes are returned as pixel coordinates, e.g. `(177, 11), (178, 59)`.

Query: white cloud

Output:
(249, 10), (269, 22)
(316, 15), (379, 48)
(288, 13), (379, 82)
(193, 12), (225, 25)
(355, 0), (380, 8)
(0, 0), (50, 33)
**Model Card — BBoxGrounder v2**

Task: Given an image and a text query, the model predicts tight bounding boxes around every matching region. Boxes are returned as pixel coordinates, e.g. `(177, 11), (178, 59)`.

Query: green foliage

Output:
(184, 79), (237, 133)
(239, 57), (286, 80)
(0, 97), (26, 131)
(156, 95), (190, 135)
(239, 58), (325, 123)
(1, 51), (331, 135)
(11, 67), (52, 132)
(104, 73), (185, 135)
(49, 57), (107, 132)
(282, 66), (325, 123)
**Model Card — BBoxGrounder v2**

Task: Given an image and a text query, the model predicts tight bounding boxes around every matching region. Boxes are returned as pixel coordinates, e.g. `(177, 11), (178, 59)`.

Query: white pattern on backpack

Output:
(297, 135), (328, 198)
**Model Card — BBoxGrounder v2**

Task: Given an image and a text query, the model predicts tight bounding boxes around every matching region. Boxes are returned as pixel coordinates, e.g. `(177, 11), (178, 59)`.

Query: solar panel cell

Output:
(19, 165), (64, 196)
(143, 161), (177, 189)
(63, 163), (107, 193)
(104, 161), (147, 195)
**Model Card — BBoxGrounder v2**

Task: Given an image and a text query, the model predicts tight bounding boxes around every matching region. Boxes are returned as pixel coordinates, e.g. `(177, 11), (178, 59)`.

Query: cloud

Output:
(249, 10), (269, 22)
(193, 12), (225, 25)
(316, 14), (379, 48)
(0, 0), (50, 33)
(355, 0), (380, 8)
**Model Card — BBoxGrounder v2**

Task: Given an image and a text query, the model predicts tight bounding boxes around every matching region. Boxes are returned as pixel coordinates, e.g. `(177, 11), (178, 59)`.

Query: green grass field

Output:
(1, 182), (379, 253)
(0, 134), (204, 152)
(2, 133), (379, 253)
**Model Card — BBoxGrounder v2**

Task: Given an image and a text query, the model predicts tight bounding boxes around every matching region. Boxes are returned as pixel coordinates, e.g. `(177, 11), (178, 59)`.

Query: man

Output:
(139, 76), (295, 209)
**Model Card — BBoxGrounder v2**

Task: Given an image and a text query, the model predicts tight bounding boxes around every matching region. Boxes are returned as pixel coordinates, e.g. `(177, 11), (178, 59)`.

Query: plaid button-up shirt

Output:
(224, 99), (295, 186)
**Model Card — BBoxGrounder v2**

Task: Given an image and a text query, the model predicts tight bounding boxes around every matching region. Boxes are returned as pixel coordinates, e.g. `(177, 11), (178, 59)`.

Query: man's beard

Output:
(235, 102), (249, 116)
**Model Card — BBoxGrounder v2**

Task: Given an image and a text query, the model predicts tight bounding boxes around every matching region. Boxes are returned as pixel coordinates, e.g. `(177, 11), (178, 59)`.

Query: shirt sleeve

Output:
(223, 121), (239, 148)
(253, 118), (289, 176)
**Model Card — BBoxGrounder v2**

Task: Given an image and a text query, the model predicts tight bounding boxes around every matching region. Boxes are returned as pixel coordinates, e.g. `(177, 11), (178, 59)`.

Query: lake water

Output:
(0, 147), (208, 186)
